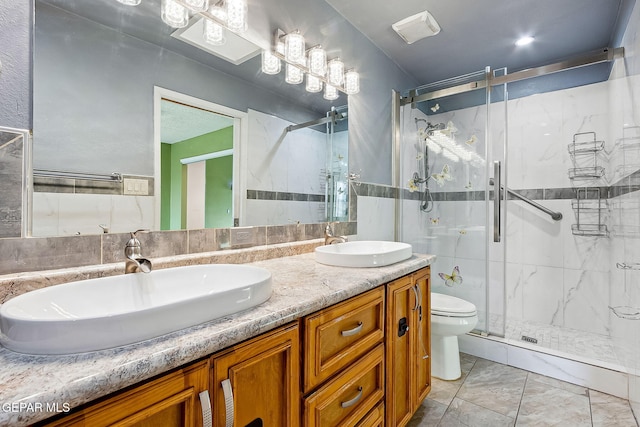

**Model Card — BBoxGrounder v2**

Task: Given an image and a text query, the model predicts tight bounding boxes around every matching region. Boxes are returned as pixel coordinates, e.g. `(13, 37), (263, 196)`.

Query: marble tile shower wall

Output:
(399, 73), (639, 346)
(244, 109), (328, 226)
(608, 0), (640, 412)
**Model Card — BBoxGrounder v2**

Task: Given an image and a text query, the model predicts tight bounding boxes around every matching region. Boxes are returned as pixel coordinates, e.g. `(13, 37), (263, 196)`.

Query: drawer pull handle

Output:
(341, 386), (363, 408)
(341, 322), (363, 337)
(221, 379), (234, 427)
(199, 390), (213, 427)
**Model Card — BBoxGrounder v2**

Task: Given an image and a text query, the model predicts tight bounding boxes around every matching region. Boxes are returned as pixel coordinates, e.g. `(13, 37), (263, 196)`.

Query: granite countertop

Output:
(0, 251), (434, 426)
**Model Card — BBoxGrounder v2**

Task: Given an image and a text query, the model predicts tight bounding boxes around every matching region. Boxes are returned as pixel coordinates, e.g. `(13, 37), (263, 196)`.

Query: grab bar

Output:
(489, 179), (562, 221)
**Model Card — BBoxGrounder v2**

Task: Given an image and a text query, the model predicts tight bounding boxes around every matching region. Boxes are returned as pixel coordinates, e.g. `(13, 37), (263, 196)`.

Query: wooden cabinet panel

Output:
(385, 267), (431, 427)
(211, 322), (300, 427)
(413, 268), (431, 404)
(303, 344), (384, 427)
(385, 274), (414, 427)
(41, 360), (210, 427)
(303, 287), (385, 393)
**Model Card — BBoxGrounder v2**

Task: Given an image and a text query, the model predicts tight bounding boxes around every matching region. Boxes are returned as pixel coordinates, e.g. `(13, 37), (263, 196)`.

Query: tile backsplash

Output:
(0, 222), (357, 276)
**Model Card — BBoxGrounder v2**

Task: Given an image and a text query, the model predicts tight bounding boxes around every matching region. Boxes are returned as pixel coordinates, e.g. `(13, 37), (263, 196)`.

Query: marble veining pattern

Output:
(0, 250), (433, 426)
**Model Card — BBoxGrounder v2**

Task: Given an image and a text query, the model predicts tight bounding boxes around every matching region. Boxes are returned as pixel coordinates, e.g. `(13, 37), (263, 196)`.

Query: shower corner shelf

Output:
(568, 132), (606, 180)
(571, 224), (609, 237)
(568, 166), (605, 179)
(567, 139), (604, 155)
(570, 187), (609, 237)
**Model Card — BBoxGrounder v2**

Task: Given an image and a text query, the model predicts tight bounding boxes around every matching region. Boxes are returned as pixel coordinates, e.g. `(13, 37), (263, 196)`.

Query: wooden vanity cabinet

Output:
(302, 287), (385, 427)
(210, 322), (300, 427)
(41, 360), (210, 427)
(385, 266), (431, 427)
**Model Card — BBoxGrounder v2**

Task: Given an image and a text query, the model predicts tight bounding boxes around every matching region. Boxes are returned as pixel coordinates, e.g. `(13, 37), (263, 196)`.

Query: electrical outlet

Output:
(123, 178), (149, 196)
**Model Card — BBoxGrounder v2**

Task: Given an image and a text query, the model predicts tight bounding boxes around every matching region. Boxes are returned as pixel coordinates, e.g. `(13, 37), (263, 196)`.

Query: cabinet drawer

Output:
(303, 344), (385, 427)
(303, 287), (385, 392)
(356, 402), (384, 427)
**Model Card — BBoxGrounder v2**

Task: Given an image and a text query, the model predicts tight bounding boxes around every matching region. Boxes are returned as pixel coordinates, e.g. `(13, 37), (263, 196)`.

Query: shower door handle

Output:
(493, 160), (501, 242)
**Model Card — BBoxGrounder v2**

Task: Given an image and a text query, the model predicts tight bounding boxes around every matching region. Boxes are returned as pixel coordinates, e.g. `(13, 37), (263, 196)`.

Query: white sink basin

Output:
(0, 264), (272, 355)
(315, 241), (413, 268)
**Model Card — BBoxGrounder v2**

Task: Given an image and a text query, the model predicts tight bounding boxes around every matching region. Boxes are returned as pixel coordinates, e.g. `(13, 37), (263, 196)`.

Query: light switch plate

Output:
(123, 178), (149, 196)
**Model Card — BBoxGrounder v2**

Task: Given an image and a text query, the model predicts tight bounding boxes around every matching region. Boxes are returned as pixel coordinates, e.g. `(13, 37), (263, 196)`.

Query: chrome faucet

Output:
(124, 229), (152, 274)
(324, 223), (348, 245)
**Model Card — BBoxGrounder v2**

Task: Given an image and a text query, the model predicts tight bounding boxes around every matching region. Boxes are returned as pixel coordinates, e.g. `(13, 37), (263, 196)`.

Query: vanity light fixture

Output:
(225, 0), (248, 33)
(285, 31), (306, 65)
(327, 58), (344, 86)
(344, 69), (360, 95)
(285, 63), (304, 85)
(308, 46), (327, 76)
(203, 5), (226, 45)
(162, 0), (190, 28)
(262, 30), (360, 99)
(306, 74), (323, 93)
(261, 50), (281, 75)
(183, 0), (209, 12)
(324, 84), (339, 101)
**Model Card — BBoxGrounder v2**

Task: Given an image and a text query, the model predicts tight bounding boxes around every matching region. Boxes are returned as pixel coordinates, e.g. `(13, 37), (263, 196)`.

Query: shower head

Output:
(426, 122), (446, 131)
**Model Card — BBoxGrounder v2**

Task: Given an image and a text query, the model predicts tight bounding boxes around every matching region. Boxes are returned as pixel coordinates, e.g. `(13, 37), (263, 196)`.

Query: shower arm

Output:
(489, 179), (563, 221)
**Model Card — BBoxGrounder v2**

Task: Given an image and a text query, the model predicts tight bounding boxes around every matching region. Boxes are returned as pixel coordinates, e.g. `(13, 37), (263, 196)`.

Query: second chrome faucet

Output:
(125, 229), (152, 274)
(324, 223), (348, 245)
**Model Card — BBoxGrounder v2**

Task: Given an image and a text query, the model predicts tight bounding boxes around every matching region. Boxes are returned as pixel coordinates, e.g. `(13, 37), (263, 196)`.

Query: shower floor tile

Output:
(409, 354), (639, 427)
(490, 315), (620, 366)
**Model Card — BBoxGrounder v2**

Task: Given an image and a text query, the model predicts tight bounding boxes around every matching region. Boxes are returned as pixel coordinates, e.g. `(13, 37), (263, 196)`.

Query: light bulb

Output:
(183, 0), (209, 12)
(306, 75), (322, 93)
(324, 84), (339, 101)
(117, 0), (141, 5)
(262, 50), (281, 75)
(285, 31), (305, 65)
(161, 0), (189, 28)
(327, 58), (344, 86)
(308, 46), (327, 76)
(344, 70), (360, 95)
(226, 0), (247, 33)
(204, 19), (225, 45)
(285, 64), (303, 84)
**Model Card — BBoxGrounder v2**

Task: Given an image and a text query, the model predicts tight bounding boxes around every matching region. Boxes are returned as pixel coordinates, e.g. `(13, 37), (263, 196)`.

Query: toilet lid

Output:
(431, 292), (477, 317)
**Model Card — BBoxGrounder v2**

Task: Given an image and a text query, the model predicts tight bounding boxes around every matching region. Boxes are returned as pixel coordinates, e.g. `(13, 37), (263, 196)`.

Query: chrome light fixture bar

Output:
(265, 29), (360, 97)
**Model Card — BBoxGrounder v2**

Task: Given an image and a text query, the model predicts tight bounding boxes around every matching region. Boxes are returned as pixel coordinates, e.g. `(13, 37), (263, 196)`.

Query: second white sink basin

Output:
(315, 241), (412, 268)
(0, 264), (272, 355)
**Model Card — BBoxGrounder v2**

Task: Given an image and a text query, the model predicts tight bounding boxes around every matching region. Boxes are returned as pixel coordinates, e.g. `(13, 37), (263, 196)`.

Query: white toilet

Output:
(430, 292), (478, 381)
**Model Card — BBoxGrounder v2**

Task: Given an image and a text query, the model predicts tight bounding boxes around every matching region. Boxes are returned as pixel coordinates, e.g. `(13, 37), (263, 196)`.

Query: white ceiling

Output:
(160, 100), (233, 144)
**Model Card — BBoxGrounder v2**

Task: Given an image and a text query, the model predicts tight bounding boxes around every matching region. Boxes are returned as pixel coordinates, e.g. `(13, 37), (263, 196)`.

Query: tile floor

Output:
(408, 353), (638, 427)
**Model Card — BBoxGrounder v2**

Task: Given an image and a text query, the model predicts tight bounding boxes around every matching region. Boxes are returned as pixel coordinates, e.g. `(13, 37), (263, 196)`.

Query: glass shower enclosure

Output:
(396, 68), (507, 337)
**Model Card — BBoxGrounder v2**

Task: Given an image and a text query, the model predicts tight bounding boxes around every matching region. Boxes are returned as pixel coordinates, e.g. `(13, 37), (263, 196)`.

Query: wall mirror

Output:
(29, 0), (349, 237)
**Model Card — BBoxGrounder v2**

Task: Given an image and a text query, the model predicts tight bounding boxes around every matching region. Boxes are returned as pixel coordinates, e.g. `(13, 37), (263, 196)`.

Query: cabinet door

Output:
(42, 360), (210, 427)
(385, 275), (414, 427)
(211, 322), (300, 427)
(412, 267), (431, 405)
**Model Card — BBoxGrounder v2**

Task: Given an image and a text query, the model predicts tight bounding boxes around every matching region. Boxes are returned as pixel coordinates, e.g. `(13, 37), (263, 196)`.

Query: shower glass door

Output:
(398, 69), (507, 336)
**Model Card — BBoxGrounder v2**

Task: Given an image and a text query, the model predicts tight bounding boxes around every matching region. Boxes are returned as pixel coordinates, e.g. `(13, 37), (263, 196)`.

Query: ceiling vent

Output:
(392, 10), (441, 44)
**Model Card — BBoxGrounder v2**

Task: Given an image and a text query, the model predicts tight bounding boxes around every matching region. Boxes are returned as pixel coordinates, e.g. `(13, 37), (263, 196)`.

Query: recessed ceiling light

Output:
(515, 36), (535, 47)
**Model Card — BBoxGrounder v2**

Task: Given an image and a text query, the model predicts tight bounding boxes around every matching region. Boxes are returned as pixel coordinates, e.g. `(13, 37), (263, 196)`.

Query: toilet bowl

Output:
(430, 292), (478, 380)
